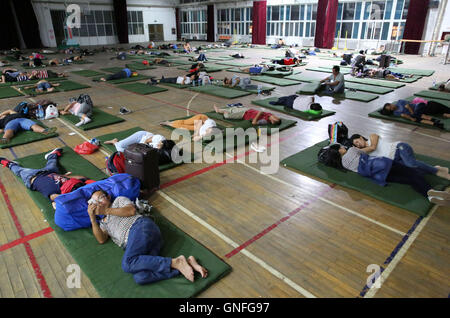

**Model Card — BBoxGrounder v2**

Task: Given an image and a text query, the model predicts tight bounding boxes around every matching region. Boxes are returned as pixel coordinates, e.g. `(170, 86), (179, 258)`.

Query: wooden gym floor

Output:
(0, 43), (449, 298)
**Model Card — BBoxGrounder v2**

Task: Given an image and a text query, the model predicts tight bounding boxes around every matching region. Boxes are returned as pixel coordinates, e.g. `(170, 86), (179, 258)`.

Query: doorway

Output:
(148, 24), (164, 41)
(50, 10), (66, 46)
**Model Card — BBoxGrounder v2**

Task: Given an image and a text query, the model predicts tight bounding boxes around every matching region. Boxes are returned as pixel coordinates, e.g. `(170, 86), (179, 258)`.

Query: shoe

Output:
(0, 157), (16, 168)
(44, 148), (63, 160)
(83, 117), (92, 125)
(42, 127), (57, 135)
(428, 196), (450, 206)
(75, 119), (85, 127)
(0, 138), (9, 145)
(119, 107), (131, 115)
(427, 189), (450, 200)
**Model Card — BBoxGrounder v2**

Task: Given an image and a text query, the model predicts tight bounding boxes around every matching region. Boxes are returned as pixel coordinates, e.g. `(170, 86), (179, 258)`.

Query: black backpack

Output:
(328, 121), (352, 148)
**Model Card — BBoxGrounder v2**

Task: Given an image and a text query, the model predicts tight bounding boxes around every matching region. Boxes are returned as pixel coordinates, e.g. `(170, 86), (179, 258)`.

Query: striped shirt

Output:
(99, 196), (141, 248)
(341, 147), (363, 173)
(16, 75), (29, 82)
(31, 70), (48, 79)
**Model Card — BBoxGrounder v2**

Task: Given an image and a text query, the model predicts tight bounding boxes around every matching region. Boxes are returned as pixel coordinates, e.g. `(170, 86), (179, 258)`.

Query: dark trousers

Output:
(386, 162), (432, 197)
(423, 101), (450, 116)
(107, 70), (128, 81)
(159, 77), (177, 84)
(271, 95), (298, 109)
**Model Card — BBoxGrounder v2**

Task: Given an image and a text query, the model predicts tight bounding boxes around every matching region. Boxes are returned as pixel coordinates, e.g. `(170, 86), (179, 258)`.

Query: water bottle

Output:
(90, 138), (99, 146)
(257, 85), (262, 96)
(37, 104), (44, 120)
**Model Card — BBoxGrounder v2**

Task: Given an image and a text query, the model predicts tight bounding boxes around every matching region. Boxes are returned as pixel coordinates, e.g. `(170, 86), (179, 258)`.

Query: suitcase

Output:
(380, 54), (391, 68)
(124, 143), (160, 191)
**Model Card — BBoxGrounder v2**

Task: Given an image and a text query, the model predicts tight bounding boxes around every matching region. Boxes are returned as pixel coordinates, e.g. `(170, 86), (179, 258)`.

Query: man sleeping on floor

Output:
(212, 104), (281, 125)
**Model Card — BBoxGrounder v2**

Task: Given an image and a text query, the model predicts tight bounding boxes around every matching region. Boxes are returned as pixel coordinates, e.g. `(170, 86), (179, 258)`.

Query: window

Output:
(343, 3), (355, 20)
(181, 9), (207, 37)
(62, 10), (117, 38)
(267, 3), (315, 38)
(217, 7), (252, 36)
(127, 11), (144, 35)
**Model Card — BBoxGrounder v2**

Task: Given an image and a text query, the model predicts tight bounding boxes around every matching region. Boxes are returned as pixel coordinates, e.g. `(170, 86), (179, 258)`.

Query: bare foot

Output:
(213, 104), (219, 113)
(188, 256), (208, 278)
(172, 256), (194, 282)
(435, 166), (449, 174)
(104, 138), (118, 145)
(160, 120), (171, 126)
(444, 113), (450, 118)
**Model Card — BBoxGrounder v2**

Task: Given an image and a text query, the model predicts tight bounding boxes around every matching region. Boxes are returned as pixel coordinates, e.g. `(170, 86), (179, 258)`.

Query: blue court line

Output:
(9, 148), (18, 160)
(57, 136), (68, 147)
(358, 216), (424, 297)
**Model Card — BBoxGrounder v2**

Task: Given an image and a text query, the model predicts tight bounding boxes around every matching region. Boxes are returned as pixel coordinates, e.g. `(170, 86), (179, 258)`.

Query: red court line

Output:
(225, 185), (335, 259)
(0, 178), (53, 298)
(0, 227), (54, 252)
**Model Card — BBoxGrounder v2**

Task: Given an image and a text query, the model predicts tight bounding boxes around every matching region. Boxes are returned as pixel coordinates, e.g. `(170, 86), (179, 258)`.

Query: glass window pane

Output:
(311, 22), (315, 37)
(335, 22), (341, 37)
(72, 28), (79, 36)
(353, 22), (359, 39)
(138, 11), (143, 22)
(80, 24), (88, 36)
(402, 0), (410, 19)
(267, 6), (271, 21)
(272, 6), (279, 21)
(306, 22), (310, 37)
(385, 0), (393, 20)
(343, 3), (355, 20)
(372, 1), (385, 20)
(300, 5), (305, 20)
(341, 22), (352, 39)
(295, 22), (299, 36)
(105, 24), (113, 36)
(286, 5), (290, 20)
(291, 5), (299, 20)
(374, 22), (382, 39)
(312, 4), (317, 20)
(361, 22), (367, 39)
(280, 5), (284, 21)
(221, 9), (226, 21)
(307, 5), (312, 20)
(86, 13), (95, 24)
(299, 22), (303, 36)
(399, 22), (405, 39)
(88, 24), (96, 36)
(97, 23), (105, 36)
(391, 22), (399, 40)
(395, 0), (404, 19)
(381, 21), (389, 40)
(132, 23), (138, 35)
(104, 11), (112, 23)
(337, 3), (343, 20)
(95, 11), (104, 23)
(355, 2), (362, 20)
(364, 2), (371, 20)
(131, 11), (137, 22)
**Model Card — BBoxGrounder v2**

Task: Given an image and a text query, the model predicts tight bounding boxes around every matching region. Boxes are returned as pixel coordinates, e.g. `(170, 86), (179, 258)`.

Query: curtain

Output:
(402, 0), (430, 54)
(252, 0), (267, 45)
(175, 8), (181, 41)
(113, 0), (128, 44)
(13, 0), (42, 48)
(315, 0), (338, 49)
(0, 1), (20, 49)
(207, 5), (215, 42)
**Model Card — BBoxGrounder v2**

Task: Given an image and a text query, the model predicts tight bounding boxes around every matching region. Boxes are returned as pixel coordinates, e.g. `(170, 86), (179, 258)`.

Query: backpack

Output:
(14, 101), (30, 116)
(328, 121), (352, 148)
(117, 52), (127, 60)
(77, 94), (93, 107)
(44, 104), (59, 119)
(106, 151), (126, 175)
(317, 146), (332, 165)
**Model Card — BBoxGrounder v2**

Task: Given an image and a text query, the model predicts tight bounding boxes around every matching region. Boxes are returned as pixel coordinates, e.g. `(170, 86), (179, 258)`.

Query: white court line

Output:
(364, 204), (439, 298)
(186, 92), (199, 116)
(158, 190), (317, 298)
(223, 151), (407, 236)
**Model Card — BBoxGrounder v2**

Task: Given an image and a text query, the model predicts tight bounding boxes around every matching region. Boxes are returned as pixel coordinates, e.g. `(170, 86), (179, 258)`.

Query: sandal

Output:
(0, 138), (9, 144)
(42, 127), (57, 135)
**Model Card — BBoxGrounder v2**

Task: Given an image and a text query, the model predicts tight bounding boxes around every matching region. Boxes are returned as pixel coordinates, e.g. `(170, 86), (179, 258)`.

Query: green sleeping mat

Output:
(21, 80), (91, 96)
(15, 147), (231, 298)
(0, 86), (24, 99)
(345, 82), (394, 94)
(177, 65), (232, 72)
(368, 108), (450, 132)
(0, 77), (68, 88)
(297, 84), (379, 102)
(92, 74), (152, 84)
(189, 85), (252, 99)
(344, 77), (406, 89)
(0, 120), (58, 149)
(251, 97), (336, 121)
(117, 83), (168, 95)
(99, 67), (128, 73)
(71, 70), (106, 77)
(305, 67), (351, 75)
(430, 82), (444, 90)
(204, 111), (297, 135)
(159, 82), (191, 89)
(125, 63), (158, 70)
(281, 140), (450, 216)
(387, 67), (434, 76)
(251, 75), (300, 86)
(414, 90), (450, 101)
(60, 107), (125, 130)
(216, 61), (255, 67)
(284, 73), (321, 82)
(95, 127), (185, 172)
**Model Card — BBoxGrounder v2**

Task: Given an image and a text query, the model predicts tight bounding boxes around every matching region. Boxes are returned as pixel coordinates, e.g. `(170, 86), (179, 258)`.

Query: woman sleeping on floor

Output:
(160, 114), (218, 142)
(319, 144), (450, 206)
(104, 131), (181, 165)
(381, 97), (449, 129)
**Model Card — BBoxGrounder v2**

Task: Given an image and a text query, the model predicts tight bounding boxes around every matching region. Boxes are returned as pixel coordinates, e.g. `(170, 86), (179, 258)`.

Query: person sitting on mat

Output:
(189, 51), (208, 62)
(271, 57), (301, 66)
(319, 144), (450, 206)
(350, 133), (450, 180)
(0, 148), (95, 208)
(213, 104), (281, 126)
(160, 114), (217, 141)
(351, 50), (366, 73)
(381, 98), (449, 129)
(223, 75), (258, 90)
(0, 109), (57, 144)
(86, 189), (208, 285)
(184, 41), (193, 54)
(23, 56), (44, 68)
(99, 68), (138, 82)
(269, 95), (323, 114)
(21, 79), (61, 93)
(104, 131), (181, 164)
(59, 99), (93, 127)
(317, 65), (345, 95)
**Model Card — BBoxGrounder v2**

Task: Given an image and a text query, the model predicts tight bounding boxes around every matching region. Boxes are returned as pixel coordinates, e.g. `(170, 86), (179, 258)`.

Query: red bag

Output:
(74, 141), (99, 155)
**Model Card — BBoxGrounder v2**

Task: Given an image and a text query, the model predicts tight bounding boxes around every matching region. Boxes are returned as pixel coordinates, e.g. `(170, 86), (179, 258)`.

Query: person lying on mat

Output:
(437, 79), (450, 93)
(99, 68), (138, 82)
(0, 69), (29, 83)
(0, 109), (57, 144)
(28, 69), (67, 80)
(320, 144), (450, 205)
(381, 98), (449, 129)
(350, 133), (450, 180)
(269, 95), (323, 115)
(271, 57), (301, 66)
(0, 148), (95, 208)
(160, 114), (217, 142)
(59, 99), (93, 127)
(150, 75), (195, 86)
(189, 51), (208, 62)
(104, 131), (181, 164)
(230, 53), (245, 58)
(23, 56), (43, 68)
(213, 104), (281, 126)
(86, 190), (208, 285)
(22, 79), (61, 93)
(152, 57), (174, 66)
(317, 65), (345, 95)
(223, 75), (258, 90)
(365, 68), (412, 80)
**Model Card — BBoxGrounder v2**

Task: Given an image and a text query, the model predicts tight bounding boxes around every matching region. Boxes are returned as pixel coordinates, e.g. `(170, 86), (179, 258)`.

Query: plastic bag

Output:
(74, 141), (99, 155)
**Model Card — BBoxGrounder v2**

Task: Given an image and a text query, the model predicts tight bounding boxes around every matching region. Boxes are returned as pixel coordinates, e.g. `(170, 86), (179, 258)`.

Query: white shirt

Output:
(199, 119), (216, 137)
(139, 132), (166, 148)
(292, 96), (314, 111)
(368, 139), (399, 159)
(176, 76), (191, 84)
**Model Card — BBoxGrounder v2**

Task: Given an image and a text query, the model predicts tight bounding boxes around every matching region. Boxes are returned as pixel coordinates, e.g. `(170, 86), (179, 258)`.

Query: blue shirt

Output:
(123, 68), (132, 78)
(394, 99), (417, 117)
(31, 173), (62, 199)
